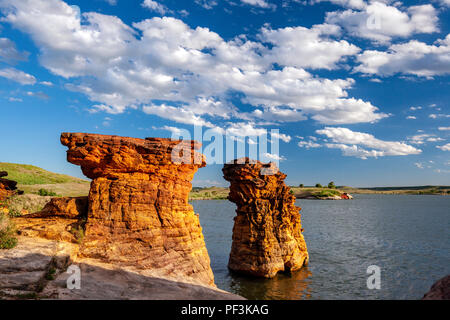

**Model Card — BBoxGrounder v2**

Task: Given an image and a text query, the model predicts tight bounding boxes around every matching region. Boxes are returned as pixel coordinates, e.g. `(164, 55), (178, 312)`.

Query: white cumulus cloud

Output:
(0, 38), (28, 63)
(355, 34), (450, 77)
(0, 67), (36, 85)
(141, 0), (169, 15)
(325, 2), (439, 44)
(258, 23), (360, 70)
(0, 0), (386, 127)
(437, 143), (450, 151)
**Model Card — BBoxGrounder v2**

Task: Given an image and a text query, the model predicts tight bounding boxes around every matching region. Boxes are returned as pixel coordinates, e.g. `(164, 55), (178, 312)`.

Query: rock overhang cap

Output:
(60, 132), (206, 179)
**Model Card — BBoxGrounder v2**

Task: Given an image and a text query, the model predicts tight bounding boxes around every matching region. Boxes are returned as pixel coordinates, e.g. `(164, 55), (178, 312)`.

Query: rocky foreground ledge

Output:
(1, 133), (244, 300)
(0, 237), (243, 300)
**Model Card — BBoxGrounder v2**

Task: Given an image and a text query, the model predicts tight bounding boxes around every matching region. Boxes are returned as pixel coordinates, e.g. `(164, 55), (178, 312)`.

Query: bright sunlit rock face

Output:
(60, 132), (215, 286)
(222, 158), (309, 278)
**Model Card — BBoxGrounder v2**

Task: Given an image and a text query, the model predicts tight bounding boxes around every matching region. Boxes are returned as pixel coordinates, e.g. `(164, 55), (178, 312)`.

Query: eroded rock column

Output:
(222, 158), (309, 278)
(60, 133), (215, 286)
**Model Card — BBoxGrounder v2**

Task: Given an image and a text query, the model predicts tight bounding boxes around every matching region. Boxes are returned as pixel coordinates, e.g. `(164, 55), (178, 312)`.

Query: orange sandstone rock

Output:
(222, 158), (309, 278)
(0, 171), (21, 201)
(60, 133), (214, 286)
(422, 275), (450, 300)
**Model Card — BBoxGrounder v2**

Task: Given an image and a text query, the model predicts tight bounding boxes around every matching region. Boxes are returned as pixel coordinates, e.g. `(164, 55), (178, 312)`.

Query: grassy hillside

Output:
(290, 187), (344, 199)
(338, 185), (450, 195)
(188, 185), (450, 200)
(0, 162), (90, 197)
(0, 162), (87, 185)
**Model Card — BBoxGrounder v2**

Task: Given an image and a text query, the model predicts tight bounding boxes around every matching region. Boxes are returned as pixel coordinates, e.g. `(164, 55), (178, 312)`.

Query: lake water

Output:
(191, 194), (450, 300)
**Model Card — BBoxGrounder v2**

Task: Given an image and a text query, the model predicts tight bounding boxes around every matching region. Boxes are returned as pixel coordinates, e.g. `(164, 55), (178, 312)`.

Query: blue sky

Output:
(0, 0), (449, 187)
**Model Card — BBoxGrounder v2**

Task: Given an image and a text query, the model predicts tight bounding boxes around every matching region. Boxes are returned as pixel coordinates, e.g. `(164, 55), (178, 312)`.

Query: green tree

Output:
(328, 181), (336, 189)
(315, 183), (322, 188)
(299, 184), (304, 188)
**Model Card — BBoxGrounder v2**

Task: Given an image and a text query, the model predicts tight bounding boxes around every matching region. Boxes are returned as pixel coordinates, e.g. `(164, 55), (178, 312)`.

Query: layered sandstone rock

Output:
(59, 133), (214, 286)
(222, 158), (308, 278)
(28, 197), (88, 219)
(15, 197), (89, 243)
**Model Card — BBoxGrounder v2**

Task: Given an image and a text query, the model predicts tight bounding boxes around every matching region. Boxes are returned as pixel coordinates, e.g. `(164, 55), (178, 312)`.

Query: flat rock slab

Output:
(44, 260), (243, 300)
(0, 237), (77, 295)
(14, 217), (79, 243)
(1, 237), (244, 300)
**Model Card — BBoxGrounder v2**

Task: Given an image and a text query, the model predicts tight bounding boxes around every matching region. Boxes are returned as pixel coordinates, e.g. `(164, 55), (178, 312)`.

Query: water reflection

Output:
(227, 267), (313, 300)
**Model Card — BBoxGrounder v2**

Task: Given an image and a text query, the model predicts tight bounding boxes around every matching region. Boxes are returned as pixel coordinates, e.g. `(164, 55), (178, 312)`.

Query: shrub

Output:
(328, 181), (336, 189)
(315, 189), (341, 198)
(315, 183), (322, 188)
(299, 184), (304, 188)
(69, 224), (85, 245)
(45, 267), (57, 281)
(38, 189), (58, 197)
(6, 194), (51, 216)
(0, 213), (18, 249)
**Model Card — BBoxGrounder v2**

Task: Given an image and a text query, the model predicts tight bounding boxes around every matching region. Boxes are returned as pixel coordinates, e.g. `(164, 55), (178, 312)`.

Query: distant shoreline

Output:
(189, 186), (450, 200)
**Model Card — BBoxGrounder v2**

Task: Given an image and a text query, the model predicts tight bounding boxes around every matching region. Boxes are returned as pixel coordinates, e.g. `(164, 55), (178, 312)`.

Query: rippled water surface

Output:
(191, 194), (450, 300)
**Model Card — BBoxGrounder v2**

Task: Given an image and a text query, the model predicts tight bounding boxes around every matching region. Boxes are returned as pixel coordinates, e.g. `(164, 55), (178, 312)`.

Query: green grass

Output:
(6, 194), (53, 216)
(0, 162), (88, 185)
(38, 189), (59, 197)
(291, 187), (344, 199)
(69, 224), (85, 245)
(189, 187), (229, 200)
(315, 189), (342, 198)
(339, 185), (450, 195)
(0, 213), (18, 249)
(45, 267), (57, 281)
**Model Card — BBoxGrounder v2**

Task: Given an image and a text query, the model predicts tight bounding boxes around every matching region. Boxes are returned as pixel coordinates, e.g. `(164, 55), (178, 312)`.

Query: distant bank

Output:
(190, 185), (450, 200)
(1, 162), (448, 201)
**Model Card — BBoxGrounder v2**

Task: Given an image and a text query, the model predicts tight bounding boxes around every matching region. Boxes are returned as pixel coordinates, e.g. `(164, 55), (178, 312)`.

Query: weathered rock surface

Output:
(59, 133), (215, 286)
(0, 236), (78, 297)
(0, 171), (22, 201)
(0, 237), (243, 300)
(422, 275), (450, 300)
(222, 158), (309, 278)
(28, 197), (88, 219)
(14, 216), (81, 244)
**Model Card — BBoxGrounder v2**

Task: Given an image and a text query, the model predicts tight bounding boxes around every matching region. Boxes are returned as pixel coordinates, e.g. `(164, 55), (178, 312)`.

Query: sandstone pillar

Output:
(60, 133), (214, 286)
(222, 158), (308, 278)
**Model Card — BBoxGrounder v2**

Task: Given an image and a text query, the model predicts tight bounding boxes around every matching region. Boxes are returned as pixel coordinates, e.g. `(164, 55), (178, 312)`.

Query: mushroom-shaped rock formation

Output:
(222, 158), (309, 278)
(60, 133), (214, 286)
